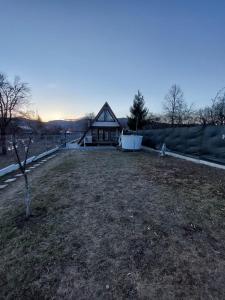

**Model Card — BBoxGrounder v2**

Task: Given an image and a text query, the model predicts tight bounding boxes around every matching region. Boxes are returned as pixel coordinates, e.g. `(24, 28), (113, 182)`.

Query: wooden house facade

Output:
(79, 102), (122, 145)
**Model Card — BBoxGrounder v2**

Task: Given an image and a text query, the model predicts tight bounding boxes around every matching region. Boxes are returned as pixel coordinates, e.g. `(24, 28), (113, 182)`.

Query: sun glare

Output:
(41, 112), (65, 122)
(40, 112), (84, 122)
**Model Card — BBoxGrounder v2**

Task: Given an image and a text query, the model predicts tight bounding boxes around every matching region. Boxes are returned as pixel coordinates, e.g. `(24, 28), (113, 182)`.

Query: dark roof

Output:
(78, 102), (121, 144)
(91, 102), (121, 127)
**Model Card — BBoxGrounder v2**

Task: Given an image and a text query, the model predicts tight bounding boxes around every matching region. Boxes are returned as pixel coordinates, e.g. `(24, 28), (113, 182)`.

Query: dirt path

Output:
(1, 149), (225, 299)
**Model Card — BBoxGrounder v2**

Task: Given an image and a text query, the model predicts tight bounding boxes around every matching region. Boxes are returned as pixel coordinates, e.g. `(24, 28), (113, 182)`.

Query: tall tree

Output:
(163, 84), (184, 126)
(163, 84), (194, 125)
(127, 90), (148, 130)
(0, 73), (29, 154)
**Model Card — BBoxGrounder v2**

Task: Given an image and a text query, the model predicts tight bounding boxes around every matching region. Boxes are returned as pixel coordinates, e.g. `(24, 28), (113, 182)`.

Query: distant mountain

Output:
(46, 118), (87, 131)
(8, 116), (128, 134)
(46, 117), (128, 131)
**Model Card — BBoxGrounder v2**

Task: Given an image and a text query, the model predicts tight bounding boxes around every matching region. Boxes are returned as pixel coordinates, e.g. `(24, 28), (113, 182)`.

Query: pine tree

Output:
(127, 90), (148, 130)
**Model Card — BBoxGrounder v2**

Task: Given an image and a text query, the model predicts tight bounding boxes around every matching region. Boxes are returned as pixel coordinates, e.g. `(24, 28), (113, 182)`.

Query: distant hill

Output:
(46, 118), (88, 132)
(46, 117), (128, 131)
(8, 117), (128, 134)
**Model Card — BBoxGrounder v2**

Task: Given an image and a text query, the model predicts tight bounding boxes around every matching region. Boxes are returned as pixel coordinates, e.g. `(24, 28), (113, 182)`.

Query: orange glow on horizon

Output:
(40, 112), (85, 122)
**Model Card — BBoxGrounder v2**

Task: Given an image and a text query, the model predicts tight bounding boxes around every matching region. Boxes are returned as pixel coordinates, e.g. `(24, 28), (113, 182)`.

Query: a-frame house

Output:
(79, 102), (122, 145)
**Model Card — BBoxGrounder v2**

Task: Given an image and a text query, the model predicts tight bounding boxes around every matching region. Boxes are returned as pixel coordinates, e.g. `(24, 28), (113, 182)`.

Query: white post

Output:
(160, 143), (166, 157)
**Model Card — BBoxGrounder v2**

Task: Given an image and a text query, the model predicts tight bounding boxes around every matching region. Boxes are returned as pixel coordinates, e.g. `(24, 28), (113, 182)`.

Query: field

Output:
(1, 149), (225, 299)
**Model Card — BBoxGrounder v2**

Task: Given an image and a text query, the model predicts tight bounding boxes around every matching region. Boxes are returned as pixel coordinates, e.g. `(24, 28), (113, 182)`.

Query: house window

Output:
(111, 130), (116, 141)
(98, 112), (105, 121)
(98, 129), (103, 141)
(104, 131), (109, 141)
(97, 110), (115, 122)
(92, 129), (98, 141)
(105, 110), (114, 121)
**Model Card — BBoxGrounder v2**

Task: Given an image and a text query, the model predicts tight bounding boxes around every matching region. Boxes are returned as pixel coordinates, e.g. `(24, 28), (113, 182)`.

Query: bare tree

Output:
(0, 73), (29, 155)
(197, 87), (225, 125)
(181, 103), (195, 124)
(12, 134), (32, 219)
(85, 112), (95, 120)
(213, 91), (225, 125)
(198, 107), (211, 125)
(163, 84), (193, 125)
(84, 112), (95, 130)
(163, 84), (184, 125)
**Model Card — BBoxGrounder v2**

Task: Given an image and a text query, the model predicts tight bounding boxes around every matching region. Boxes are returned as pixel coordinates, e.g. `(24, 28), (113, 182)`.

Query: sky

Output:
(0, 0), (225, 121)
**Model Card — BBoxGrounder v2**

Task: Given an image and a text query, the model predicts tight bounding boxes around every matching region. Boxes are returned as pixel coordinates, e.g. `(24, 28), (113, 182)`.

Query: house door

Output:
(98, 129), (113, 142)
(98, 129), (103, 141)
(104, 130), (109, 141)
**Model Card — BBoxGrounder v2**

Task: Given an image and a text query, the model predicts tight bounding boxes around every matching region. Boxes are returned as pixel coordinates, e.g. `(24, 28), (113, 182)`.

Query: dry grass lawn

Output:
(1, 149), (225, 299)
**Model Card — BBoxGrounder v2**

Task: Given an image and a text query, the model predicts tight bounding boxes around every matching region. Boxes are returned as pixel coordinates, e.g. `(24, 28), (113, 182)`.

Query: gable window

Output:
(105, 110), (114, 121)
(97, 110), (115, 122)
(98, 111), (105, 121)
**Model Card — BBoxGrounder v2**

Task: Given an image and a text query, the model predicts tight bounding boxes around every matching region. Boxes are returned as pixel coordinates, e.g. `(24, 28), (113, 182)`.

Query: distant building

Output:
(79, 102), (122, 145)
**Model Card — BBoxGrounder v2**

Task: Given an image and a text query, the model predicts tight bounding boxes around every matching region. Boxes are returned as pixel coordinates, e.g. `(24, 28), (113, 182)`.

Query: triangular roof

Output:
(92, 102), (120, 126)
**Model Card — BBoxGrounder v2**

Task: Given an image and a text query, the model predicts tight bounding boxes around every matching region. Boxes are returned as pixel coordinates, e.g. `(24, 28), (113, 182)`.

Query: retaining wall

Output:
(0, 147), (59, 177)
(139, 125), (225, 165)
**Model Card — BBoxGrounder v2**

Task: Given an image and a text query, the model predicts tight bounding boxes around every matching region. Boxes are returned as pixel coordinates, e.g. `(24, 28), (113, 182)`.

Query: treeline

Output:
(1, 70), (225, 155)
(128, 84), (225, 130)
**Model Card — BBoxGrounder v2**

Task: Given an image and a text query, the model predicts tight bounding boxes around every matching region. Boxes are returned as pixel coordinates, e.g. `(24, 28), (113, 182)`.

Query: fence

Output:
(139, 125), (225, 165)
(0, 132), (84, 169)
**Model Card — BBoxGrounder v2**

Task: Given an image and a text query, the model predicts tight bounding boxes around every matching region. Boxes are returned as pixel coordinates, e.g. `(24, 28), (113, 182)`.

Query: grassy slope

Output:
(1, 150), (225, 299)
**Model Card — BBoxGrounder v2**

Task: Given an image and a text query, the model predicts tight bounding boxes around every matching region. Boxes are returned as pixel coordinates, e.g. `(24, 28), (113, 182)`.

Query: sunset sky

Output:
(1, 0), (225, 121)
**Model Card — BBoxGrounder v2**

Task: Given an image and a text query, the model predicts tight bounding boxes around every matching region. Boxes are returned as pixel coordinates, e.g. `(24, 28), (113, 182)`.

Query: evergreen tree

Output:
(127, 90), (148, 130)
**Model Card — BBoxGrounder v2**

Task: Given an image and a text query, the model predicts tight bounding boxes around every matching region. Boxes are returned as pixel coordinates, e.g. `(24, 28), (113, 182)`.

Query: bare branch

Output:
(12, 134), (25, 174)
(163, 84), (191, 125)
(12, 133), (32, 219)
(0, 72), (30, 154)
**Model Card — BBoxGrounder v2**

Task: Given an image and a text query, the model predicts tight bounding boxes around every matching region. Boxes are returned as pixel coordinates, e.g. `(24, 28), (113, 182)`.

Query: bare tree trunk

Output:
(135, 116), (139, 133)
(0, 127), (7, 155)
(24, 174), (31, 219)
(171, 116), (174, 127)
(12, 133), (32, 219)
